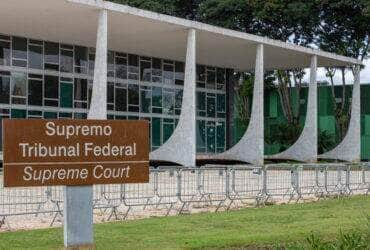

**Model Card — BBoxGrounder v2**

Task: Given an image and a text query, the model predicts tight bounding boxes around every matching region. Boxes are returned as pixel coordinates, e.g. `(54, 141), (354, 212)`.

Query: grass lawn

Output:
(0, 196), (369, 250)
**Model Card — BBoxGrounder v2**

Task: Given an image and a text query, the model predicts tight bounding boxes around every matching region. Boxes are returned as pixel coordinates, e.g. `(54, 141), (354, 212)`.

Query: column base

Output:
(64, 244), (95, 250)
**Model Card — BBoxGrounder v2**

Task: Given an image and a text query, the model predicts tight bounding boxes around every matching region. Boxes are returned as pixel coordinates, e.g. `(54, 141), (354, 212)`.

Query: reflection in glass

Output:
(28, 42), (43, 69)
(0, 38), (11, 66)
(44, 42), (59, 71)
(0, 73), (10, 104)
(74, 46), (88, 74)
(11, 72), (26, 105)
(61, 46), (73, 73)
(28, 76), (43, 106)
(12, 37), (27, 67)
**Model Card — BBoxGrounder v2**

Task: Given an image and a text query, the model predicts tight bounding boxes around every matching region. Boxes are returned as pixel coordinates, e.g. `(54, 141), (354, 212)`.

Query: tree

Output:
(110, 0), (204, 19)
(318, 0), (370, 139)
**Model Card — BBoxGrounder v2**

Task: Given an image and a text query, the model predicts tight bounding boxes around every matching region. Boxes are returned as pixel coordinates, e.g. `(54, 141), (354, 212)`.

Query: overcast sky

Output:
(303, 59), (370, 84)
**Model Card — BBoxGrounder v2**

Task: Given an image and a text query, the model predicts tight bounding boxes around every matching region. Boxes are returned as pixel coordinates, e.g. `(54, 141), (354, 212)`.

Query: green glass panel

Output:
(207, 95), (216, 118)
(365, 115), (370, 136)
(196, 120), (206, 153)
(44, 112), (57, 119)
(269, 92), (278, 118)
(206, 121), (216, 153)
(152, 117), (161, 147)
(216, 121), (225, 151)
(60, 82), (73, 108)
(11, 109), (26, 118)
(141, 89), (151, 113)
(163, 122), (174, 144)
(319, 116), (336, 134)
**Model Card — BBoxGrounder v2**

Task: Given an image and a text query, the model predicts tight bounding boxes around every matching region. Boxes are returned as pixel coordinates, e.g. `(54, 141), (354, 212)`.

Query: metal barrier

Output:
(0, 163), (369, 230)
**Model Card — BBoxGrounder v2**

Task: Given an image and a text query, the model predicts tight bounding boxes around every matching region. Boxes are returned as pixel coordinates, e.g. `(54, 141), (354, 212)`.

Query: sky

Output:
(303, 59), (370, 84)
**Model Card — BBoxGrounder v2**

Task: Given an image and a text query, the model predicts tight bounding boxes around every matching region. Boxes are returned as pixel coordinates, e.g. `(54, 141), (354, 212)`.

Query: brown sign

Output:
(2, 119), (149, 187)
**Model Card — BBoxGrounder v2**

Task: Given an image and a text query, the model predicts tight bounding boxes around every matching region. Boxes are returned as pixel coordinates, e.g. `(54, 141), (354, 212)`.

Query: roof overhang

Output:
(0, 0), (362, 71)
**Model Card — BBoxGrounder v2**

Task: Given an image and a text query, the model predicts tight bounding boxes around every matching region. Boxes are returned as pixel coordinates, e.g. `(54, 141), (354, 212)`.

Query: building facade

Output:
(0, 34), (230, 154)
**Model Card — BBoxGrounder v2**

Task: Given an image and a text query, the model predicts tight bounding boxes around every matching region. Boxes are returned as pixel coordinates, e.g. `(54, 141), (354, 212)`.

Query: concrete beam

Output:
(63, 8), (108, 248)
(319, 66), (361, 162)
(266, 55), (318, 162)
(149, 29), (196, 166)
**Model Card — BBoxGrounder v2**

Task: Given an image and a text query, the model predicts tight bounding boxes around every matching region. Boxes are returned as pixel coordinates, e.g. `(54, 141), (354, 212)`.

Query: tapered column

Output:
(149, 29), (196, 166)
(213, 44), (264, 166)
(267, 55), (318, 162)
(63, 9), (107, 248)
(320, 66), (361, 162)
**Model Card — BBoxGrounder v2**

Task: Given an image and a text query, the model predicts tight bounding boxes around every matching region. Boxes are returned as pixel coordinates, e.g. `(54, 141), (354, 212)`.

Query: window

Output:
(44, 112), (57, 119)
(60, 44), (73, 73)
(163, 61), (174, 85)
(128, 54), (139, 80)
(115, 86), (127, 112)
(197, 91), (206, 117)
(175, 89), (183, 115)
(28, 110), (43, 119)
(74, 113), (87, 119)
(11, 109), (26, 118)
(197, 65), (206, 88)
(60, 77), (73, 108)
(59, 112), (72, 119)
(207, 93), (216, 118)
(217, 94), (226, 118)
(152, 58), (162, 83)
(74, 46), (88, 74)
(206, 67), (216, 89)
(88, 48), (95, 76)
(152, 87), (162, 114)
(0, 71), (10, 104)
(217, 68), (226, 90)
(107, 82), (114, 111)
(44, 42), (59, 71)
(28, 74), (43, 106)
(152, 117), (161, 150)
(115, 53), (127, 79)
(107, 51), (115, 77)
(12, 37), (27, 67)
(206, 121), (216, 153)
(140, 58), (151, 82)
(0, 35), (11, 66)
(163, 88), (175, 115)
(140, 86), (151, 113)
(11, 72), (27, 104)
(216, 121), (226, 153)
(197, 120), (206, 153)
(28, 40), (43, 69)
(128, 84), (139, 112)
(44, 75), (59, 107)
(163, 118), (175, 144)
(175, 62), (184, 85)
(74, 78), (88, 108)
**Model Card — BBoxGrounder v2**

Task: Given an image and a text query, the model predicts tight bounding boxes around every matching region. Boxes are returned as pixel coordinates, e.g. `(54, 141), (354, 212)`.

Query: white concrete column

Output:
(213, 43), (264, 166)
(63, 9), (107, 248)
(267, 55), (318, 162)
(149, 29), (196, 166)
(320, 66), (361, 162)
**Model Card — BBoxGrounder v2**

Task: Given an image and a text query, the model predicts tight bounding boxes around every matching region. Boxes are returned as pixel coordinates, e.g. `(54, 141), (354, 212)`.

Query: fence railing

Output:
(0, 163), (369, 229)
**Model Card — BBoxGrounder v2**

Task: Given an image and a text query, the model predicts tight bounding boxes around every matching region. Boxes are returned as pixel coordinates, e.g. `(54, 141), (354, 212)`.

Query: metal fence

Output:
(0, 163), (369, 229)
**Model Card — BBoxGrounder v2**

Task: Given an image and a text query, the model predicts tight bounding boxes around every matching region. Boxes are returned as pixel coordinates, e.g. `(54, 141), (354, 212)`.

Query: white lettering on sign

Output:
(22, 165), (131, 184)
(45, 121), (112, 139)
(18, 142), (136, 158)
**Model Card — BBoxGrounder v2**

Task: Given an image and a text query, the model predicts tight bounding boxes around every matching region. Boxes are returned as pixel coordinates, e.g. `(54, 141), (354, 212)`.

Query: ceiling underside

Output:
(0, 0), (360, 71)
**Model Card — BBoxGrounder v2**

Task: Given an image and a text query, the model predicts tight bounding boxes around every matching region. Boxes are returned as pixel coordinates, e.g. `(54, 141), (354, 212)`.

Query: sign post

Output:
(2, 119), (149, 247)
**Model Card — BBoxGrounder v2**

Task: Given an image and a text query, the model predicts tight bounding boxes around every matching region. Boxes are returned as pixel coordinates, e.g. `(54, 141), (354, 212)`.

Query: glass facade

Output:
(0, 34), (228, 153)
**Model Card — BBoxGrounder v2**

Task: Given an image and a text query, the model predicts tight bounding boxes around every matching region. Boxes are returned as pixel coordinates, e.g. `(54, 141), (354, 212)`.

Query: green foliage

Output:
(318, 131), (336, 154)
(272, 122), (303, 151)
